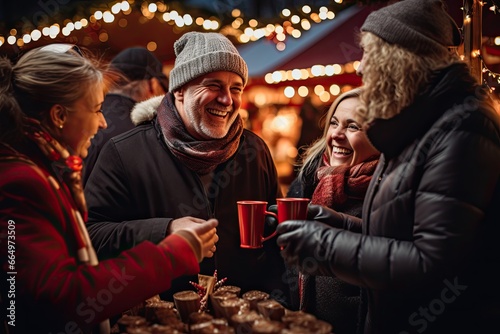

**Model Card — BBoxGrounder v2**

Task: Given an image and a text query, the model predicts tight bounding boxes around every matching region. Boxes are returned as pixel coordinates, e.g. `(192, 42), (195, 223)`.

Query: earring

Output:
(59, 124), (63, 129)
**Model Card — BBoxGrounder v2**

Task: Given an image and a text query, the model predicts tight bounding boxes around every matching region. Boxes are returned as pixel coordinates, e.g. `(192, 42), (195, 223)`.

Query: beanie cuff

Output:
(169, 51), (248, 92)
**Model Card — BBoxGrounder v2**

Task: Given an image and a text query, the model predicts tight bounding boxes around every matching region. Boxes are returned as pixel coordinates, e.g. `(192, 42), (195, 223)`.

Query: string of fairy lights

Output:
(0, 0), (498, 99)
(463, 0), (500, 92)
(0, 0), (341, 49)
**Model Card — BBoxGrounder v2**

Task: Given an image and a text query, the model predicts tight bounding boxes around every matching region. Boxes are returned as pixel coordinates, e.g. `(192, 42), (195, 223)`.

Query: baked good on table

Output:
(241, 290), (269, 311)
(251, 319), (285, 333)
(115, 278), (334, 333)
(116, 315), (148, 332)
(256, 299), (285, 321)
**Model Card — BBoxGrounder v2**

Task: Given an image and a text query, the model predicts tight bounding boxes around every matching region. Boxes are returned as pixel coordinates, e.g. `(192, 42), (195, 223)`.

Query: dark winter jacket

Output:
(84, 95), (287, 303)
(312, 63), (500, 334)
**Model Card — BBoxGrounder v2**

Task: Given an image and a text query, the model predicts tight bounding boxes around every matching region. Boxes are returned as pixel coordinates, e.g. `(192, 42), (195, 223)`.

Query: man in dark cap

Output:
(276, 0), (500, 333)
(83, 47), (168, 183)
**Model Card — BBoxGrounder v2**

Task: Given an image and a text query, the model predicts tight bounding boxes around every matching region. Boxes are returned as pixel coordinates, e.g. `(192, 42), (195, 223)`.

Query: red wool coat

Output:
(0, 142), (199, 333)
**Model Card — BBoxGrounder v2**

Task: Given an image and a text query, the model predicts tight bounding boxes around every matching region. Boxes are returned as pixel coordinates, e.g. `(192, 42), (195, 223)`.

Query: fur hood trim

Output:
(130, 95), (164, 125)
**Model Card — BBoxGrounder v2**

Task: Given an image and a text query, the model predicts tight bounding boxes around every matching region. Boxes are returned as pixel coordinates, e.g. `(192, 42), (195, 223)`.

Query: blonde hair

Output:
(0, 45), (106, 142)
(357, 32), (461, 124)
(296, 87), (363, 181)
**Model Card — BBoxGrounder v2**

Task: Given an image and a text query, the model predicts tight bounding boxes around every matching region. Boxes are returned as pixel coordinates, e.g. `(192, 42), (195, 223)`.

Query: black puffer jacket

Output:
(297, 64), (500, 334)
(84, 95), (287, 303)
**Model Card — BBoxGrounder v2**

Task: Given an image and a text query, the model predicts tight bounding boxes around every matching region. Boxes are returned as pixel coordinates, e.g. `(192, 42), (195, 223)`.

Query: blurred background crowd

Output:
(2, 0), (499, 191)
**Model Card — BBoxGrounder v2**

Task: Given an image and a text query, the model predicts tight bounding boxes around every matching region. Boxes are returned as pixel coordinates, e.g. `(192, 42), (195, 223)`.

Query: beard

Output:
(184, 100), (239, 139)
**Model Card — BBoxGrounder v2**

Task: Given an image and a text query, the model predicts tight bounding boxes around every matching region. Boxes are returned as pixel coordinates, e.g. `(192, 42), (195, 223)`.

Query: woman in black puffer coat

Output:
(277, 1), (500, 333)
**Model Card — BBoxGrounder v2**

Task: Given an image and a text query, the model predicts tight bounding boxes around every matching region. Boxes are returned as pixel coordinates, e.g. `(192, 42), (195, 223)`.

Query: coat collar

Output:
(130, 94), (166, 125)
(366, 63), (476, 159)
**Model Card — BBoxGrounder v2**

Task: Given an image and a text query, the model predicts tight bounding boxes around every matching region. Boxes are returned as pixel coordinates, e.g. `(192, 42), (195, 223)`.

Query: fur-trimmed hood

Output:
(130, 95), (164, 125)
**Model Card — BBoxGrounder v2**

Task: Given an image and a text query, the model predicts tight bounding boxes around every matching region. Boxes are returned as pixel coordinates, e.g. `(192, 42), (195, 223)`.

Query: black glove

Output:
(307, 204), (361, 232)
(264, 204), (278, 235)
(276, 220), (340, 276)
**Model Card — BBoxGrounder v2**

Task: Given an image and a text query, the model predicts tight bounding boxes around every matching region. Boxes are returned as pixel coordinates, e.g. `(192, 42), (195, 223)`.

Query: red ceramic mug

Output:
(237, 201), (278, 249)
(276, 198), (310, 223)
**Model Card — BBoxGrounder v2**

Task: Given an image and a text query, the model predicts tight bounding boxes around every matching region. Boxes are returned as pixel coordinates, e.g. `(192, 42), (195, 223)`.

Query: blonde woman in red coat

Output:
(0, 44), (218, 333)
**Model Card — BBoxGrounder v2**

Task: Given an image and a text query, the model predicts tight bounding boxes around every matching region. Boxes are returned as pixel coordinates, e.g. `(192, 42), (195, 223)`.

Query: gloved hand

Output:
(307, 204), (361, 232)
(276, 220), (340, 276)
(268, 204), (277, 214)
(265, 204), (279, 234)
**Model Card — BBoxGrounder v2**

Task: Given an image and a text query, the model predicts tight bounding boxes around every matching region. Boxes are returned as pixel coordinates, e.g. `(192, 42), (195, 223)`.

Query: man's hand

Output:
(169, 216), (208, 233)
(193, 219), (219, 258)
(167, 217), (219, 261)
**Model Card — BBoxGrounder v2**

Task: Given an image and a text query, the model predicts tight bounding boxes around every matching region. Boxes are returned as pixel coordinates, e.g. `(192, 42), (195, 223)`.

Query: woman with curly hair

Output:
(277, 1), (500, 333)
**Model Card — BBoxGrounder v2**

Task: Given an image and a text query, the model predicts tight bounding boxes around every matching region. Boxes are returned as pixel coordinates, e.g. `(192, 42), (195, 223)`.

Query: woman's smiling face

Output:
(326, 96), (378, 167)
(60, 83), (106, 158)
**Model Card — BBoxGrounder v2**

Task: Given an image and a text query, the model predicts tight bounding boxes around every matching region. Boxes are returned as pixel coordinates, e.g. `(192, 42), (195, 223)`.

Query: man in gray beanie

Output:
(85, 32), (289, 303)
(168, 32), (248, 92)
(276, 1), (500, 333)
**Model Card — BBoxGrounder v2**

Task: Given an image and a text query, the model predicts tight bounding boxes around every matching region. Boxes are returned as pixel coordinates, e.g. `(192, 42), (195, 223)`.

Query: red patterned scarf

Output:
(24, 118), (110, 332)
(157, 93), (243, 175)
(311, 153), (379, 210)
(24, 117), (87, 221)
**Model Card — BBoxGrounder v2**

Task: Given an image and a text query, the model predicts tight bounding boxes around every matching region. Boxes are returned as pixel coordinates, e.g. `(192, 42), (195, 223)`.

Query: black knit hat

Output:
(110, 47), (168, 90)
(361, 0), (462, 55)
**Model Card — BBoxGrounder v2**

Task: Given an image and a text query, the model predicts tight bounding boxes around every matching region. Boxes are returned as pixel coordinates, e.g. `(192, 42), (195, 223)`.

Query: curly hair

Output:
(357, 32), (461, 124)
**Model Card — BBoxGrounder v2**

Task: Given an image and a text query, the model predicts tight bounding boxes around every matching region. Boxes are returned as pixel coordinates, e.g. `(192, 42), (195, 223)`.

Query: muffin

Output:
(117, 315), (148, 332)
(241, 290), (269, 311)
(209, 290), (238, 318)
(256, 300), (285, 321)
(125, 327), (151, 334)
(148, 324), (184, 334)
(145, 301), (175, 323)
(251, 319), (284, 333)
(230, 310), (262, 331)
(188, 311), (213, 325)
(215, 285), (242, 297)
(189, 321), (214, 334)
(173, 290), (201, 323)
(190, 319), (232, 334)
(289, 318), (332, 334)
(281, 311), (316, 327)
(219, 298), (250, 319)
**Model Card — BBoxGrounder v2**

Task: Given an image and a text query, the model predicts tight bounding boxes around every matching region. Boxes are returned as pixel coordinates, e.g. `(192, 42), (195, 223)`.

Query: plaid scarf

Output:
(24, 117), (110, 333)
(157, 93), (243, 175)
(311, 153), (379, 210)
(24, 117), (87, 221)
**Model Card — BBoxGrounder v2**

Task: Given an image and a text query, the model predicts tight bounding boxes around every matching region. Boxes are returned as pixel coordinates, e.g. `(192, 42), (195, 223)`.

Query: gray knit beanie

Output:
(361, 0), (462, 55)
(168, 32), (248, 92)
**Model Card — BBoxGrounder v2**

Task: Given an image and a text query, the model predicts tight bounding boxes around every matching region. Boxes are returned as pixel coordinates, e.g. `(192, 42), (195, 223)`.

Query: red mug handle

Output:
(261, 211), (278, 243)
